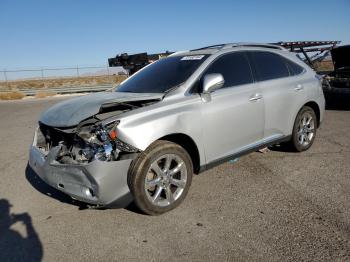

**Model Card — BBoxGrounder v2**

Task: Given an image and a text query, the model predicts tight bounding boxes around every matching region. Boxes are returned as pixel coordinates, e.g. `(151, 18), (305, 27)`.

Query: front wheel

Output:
(127, 140), (193, 215)
(289, 106), (317, 152)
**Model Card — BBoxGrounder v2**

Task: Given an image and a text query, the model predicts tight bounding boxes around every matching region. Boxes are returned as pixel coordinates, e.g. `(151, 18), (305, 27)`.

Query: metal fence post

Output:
(3, 69), (8, 89)
(107, 63), (111, 83)
(41, 68), (45, 88)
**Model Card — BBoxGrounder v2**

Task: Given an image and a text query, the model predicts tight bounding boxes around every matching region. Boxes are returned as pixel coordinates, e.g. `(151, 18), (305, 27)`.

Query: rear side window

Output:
(249, 51), (290, 81)
(204, 52), (253, 88)
(284, 59), (305, 75)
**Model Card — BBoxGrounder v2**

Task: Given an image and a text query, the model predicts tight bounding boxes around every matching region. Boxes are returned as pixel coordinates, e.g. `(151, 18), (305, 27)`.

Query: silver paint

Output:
(39, 91), (163, 127)
(29, 44), (326, 206)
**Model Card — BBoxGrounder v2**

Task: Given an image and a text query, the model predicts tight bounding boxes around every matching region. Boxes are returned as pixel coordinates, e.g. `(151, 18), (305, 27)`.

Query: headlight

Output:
(97, 121), (120, 142)
(75, 120), (139, 162)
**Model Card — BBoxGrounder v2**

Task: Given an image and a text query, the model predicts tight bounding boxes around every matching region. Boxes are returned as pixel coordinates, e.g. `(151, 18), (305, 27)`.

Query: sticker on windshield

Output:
(181, 55), (205, 61)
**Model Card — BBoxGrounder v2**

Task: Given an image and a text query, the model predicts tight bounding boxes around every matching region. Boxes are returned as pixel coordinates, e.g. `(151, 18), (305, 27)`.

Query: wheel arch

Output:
(159, 133), (201, 174)
(304, 101), (321, 128)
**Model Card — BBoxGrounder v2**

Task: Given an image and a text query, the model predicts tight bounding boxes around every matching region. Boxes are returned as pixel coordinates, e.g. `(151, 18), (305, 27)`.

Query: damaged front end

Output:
(37, 120), (139, 165)
(28, 92), (165, 207)
(29, 119), (140, 207)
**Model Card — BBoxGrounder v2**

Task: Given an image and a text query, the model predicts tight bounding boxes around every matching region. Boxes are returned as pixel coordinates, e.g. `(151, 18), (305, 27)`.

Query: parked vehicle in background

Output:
(323, 45), (350, 91)
(29, 43), (325, 215)
(275, 41), (350, 92)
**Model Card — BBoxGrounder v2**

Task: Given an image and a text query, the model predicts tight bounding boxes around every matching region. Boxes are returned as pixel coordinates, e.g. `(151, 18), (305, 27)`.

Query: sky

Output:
(0, 0), (349, 69)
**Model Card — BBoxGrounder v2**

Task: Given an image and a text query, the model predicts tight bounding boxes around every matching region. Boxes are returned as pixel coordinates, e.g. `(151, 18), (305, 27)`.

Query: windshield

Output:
(117, 55), (208, 93)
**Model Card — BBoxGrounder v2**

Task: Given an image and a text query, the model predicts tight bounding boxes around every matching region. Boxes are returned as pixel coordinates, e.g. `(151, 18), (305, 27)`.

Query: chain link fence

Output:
(0, 65), (127, 91)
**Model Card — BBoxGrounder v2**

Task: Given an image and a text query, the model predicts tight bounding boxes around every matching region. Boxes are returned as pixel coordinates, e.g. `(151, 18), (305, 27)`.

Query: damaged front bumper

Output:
(28, 130), (134, 207)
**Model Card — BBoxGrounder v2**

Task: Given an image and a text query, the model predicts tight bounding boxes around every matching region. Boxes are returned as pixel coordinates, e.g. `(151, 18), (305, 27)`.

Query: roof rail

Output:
(231, 43), (285, 50)
(191, 42), (285, 51)
(190, 44), (227, 51)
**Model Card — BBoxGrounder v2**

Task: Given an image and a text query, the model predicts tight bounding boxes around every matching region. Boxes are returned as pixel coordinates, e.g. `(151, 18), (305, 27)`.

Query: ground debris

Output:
(258, 147), (270, 153)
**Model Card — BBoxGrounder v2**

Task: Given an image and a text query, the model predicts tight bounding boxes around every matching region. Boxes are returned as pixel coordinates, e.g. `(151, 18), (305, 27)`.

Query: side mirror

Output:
(202, 73), (224, 94)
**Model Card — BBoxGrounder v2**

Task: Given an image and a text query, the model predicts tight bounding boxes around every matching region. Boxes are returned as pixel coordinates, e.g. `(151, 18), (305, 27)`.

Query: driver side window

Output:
(204, 52), (254, 89)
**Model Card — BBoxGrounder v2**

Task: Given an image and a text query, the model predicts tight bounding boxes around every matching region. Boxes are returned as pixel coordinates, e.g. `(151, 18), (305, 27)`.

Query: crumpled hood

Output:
(39, 91), (163, 127)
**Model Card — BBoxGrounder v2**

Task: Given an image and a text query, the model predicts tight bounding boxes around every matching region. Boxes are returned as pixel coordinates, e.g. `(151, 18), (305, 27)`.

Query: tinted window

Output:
(117, 55), (208, 93)
(250, 51), (289, 81)
(284, 59), (304, 75)
(204, 52), (253, 88)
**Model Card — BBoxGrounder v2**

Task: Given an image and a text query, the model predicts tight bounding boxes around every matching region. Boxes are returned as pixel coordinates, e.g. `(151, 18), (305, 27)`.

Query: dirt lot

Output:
(0, 94), (349, 261)
(0, 75), (126, 91)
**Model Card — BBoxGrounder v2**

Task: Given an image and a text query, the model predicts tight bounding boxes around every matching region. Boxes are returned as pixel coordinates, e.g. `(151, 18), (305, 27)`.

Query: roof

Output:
(169, 42), (289, 58)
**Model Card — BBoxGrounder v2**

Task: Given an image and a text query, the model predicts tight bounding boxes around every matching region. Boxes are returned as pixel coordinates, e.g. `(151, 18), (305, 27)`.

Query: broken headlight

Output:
(76, 121), (119, 162)
(76, 121), (138, 163)
(55, 120), (138, 164)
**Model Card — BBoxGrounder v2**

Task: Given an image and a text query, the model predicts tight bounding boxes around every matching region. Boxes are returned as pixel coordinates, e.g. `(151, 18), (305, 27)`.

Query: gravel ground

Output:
(0, 94), (349, 261)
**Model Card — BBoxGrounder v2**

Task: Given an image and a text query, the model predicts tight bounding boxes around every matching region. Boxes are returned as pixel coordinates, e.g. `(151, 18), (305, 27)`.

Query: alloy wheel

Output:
(144, 154), (187, 207)
(297, 112), (315, 146)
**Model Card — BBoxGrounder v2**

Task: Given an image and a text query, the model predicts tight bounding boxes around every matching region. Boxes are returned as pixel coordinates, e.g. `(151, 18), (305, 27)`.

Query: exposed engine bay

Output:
(36, 121), (139, 164)
(35, 97), (162, 165)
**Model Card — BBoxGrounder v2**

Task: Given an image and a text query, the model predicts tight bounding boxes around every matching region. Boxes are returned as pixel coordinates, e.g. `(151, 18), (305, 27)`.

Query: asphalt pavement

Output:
(0, 94), (349, 261)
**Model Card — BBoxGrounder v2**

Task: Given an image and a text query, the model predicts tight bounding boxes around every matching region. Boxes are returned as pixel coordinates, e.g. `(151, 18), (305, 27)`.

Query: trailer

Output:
(272, 41), (350, 92)
(108, 51), (173, 75)
(273, 41), (339, 68)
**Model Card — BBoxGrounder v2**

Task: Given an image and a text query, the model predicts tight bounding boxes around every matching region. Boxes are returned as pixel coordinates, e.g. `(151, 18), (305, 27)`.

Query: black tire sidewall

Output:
(128, 140), (193, 215)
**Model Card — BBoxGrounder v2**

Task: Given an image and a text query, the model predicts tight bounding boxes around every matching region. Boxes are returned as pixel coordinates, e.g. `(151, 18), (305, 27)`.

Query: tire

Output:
(127, 140), (193, 215)
(289, 106), (317, 152)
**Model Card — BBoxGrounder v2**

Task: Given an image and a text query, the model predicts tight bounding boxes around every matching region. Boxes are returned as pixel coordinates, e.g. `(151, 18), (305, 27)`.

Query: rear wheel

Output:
(128, 140), (193, 215)
(289, 106), (317, 152)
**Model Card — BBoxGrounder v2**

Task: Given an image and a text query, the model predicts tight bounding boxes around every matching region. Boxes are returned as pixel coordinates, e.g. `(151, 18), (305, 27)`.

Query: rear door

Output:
(247, 51), (307, 139)
(200, 52), (264, 163)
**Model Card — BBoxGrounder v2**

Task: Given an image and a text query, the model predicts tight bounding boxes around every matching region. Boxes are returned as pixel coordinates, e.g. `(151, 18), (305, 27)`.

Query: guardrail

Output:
(0, 84), (115, 96)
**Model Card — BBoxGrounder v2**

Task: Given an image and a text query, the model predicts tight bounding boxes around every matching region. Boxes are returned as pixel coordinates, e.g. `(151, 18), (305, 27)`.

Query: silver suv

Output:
(29, 43), (325, 215)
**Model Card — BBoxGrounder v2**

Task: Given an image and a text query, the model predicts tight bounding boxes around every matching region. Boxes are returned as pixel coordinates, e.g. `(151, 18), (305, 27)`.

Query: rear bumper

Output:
(28, 131), (133, 207)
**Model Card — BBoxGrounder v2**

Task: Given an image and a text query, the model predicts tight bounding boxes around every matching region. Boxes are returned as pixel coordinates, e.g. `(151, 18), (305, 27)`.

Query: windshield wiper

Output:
(117, 90), (136, 93)
(163, 83), (184, 96)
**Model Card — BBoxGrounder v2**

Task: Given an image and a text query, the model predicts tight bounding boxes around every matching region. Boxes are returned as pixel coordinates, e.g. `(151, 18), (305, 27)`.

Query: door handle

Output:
(294, 84), (304, 91)
(249, 93), (263, 101)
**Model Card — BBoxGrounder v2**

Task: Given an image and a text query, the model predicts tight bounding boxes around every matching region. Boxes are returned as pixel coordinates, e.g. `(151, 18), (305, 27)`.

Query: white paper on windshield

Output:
(181, 55), (205, 61)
